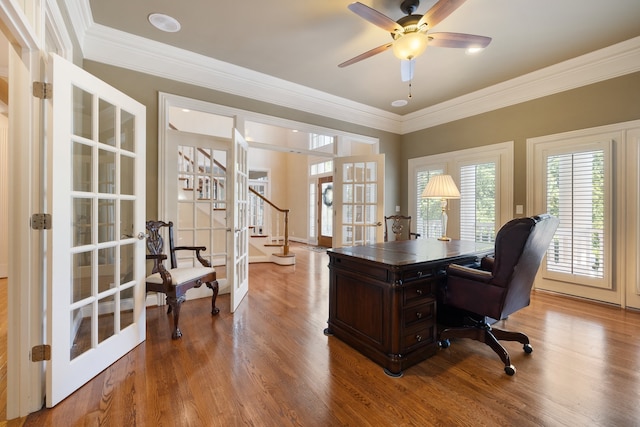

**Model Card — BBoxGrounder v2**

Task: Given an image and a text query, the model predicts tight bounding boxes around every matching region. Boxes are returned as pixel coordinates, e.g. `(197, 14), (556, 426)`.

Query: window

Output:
(310, 160), (333, 176)
(460, 162), (496, 242)
(529, 134), (612, 292)
(309, 133), (334, 150)
(545, 149), (607, 282)
(415, 167), (445, 238)
(408, 142), (512, 243)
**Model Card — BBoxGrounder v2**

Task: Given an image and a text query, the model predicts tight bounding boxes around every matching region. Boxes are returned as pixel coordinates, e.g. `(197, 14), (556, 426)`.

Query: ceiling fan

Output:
(339, 0), (491, 82)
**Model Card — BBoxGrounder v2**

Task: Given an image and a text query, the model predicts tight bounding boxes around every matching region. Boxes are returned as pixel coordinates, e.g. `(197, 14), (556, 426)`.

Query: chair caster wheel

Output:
(523, 343), (533, 354)
(505, 365), (516, 376)
(438, 339), (450, 349)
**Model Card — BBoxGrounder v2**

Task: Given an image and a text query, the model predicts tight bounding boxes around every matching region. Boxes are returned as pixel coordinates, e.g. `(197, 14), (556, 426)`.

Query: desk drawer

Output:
(403, 281), (437, 305)
(403, 302), (434, 327)
(331, 256), (388, 282)
(400, 267), (435, 283)
(403, 321), (436, 350)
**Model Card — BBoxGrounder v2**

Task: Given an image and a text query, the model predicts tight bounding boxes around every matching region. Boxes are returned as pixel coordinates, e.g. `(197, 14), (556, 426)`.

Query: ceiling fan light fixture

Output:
(392, 32), (428, 60)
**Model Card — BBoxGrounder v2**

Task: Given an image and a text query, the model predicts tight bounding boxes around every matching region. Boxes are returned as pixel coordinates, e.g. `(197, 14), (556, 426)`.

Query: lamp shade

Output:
(392, 32), (428, 60)
(422, 174), (460, 199)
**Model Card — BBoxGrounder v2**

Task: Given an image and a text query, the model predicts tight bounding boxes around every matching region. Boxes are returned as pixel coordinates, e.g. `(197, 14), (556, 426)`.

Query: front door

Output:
(333, 155), (385, 247)
(318, 176), (333, 247)
(47, 54), (146, 407)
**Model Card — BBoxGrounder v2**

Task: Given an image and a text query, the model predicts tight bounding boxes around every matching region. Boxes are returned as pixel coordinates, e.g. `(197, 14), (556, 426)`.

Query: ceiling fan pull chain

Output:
(408, 81), (413, 99)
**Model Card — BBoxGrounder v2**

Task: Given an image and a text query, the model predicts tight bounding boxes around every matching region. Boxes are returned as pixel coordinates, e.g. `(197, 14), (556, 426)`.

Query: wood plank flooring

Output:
(5, 244), (640, 426)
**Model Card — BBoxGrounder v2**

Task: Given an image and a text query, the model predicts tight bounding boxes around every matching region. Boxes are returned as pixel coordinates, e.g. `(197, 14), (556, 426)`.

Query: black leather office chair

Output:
(438, 214), (559, 375)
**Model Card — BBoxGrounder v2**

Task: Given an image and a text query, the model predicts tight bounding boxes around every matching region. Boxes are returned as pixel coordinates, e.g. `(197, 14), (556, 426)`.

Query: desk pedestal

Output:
(325, 239), (492, 376)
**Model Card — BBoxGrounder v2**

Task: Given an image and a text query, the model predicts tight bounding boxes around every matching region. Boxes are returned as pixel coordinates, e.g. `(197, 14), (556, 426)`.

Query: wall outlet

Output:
(516, 205), (524, 215)
(395, 206), (400, 213)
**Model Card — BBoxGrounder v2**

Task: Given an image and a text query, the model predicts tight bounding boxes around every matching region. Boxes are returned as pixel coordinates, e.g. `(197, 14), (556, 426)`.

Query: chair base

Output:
(163, 279), (220, 339)
(439, 318), (533, 375)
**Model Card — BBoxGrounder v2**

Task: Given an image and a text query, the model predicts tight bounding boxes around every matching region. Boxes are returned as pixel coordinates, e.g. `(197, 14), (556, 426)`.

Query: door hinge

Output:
(32, 344), (51, 362)
(33, 81), (52, 99)
(31, 213), (52, 230)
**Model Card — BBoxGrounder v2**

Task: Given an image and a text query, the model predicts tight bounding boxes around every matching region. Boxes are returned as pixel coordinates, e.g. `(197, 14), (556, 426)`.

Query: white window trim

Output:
(408, 141), (514, 239)
(526, 119), (640, 306)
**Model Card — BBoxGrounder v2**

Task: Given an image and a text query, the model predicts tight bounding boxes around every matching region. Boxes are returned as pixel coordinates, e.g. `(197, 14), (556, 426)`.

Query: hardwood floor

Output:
(5, 244), (640, 426)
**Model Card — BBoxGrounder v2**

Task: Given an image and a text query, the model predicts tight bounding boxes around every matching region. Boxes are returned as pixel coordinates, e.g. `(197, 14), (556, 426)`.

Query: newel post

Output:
(283, 209), (290, 256)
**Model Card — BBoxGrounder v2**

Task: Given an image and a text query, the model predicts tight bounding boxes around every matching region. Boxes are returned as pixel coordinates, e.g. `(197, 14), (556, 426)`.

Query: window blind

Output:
(546, 150), (605, 279)
(415, 169), (444, 238)
(460, 162), (496, 242)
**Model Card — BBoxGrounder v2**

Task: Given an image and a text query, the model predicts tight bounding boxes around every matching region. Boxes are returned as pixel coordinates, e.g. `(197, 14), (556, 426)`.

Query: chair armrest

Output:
(447, 263), (493, 283)
(173, 246), (211, 268)
(480, 256), (494, 272)
(173, 245), (207, 252)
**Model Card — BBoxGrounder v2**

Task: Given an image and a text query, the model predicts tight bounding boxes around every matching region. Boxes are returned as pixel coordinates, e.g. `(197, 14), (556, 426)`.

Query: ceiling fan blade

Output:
(428, 32), (491, 49)
(420, 0), (467, 28)
(401, 59), (415, 82)
(338, 42), (393, 68)
(348, 2), (404, 33)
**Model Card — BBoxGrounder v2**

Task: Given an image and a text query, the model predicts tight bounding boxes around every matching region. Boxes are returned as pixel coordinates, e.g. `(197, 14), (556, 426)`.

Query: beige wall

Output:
(84, 61), (639, 222)
(400, 71), (640, 215)
(83, 60), (401, 221)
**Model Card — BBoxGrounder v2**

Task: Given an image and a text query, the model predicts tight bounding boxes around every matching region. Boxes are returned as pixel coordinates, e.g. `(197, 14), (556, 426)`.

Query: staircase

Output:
(247, 188), (295, 266)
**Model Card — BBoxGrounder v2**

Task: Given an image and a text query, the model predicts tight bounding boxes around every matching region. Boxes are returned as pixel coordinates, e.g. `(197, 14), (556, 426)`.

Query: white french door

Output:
(334, 155), (385, 247)
(230, 129), (249, 311)
(163, 127), (249, 312)
(166, 130), (230, 298)
(623, 127), (640, 310)
(47, 54), (146, 406)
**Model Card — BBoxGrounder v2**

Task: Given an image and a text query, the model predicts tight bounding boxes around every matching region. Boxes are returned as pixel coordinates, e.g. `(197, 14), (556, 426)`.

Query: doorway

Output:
(317, 176), (333, 248)
(0, 29), (8, 421)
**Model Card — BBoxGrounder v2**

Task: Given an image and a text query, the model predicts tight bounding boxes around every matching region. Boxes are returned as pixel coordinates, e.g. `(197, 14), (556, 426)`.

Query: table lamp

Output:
(422, 174), (460, 241)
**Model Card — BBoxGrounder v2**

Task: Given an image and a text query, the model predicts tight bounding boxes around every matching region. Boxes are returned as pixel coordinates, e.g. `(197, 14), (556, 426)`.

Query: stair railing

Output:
(249, 187), (290, 256)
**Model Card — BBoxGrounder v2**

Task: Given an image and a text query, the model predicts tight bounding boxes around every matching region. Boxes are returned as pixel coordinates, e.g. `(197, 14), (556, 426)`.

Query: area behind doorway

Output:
(317, 176), (333, 248)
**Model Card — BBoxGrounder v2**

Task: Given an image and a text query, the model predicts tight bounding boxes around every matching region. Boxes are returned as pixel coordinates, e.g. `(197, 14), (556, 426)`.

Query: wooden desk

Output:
(325, 238), (493, 377)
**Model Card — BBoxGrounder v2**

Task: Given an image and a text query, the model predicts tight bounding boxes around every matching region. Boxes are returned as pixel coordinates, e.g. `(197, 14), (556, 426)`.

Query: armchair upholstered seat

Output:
(438, 214), (559, 375)
(145, 220), (219, 339)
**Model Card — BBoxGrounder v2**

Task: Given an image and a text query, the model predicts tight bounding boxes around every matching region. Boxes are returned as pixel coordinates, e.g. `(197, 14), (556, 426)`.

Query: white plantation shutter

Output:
(416, 168), (444, 238)
(545, 149), (606, 282)
(459, 162), (496, 242)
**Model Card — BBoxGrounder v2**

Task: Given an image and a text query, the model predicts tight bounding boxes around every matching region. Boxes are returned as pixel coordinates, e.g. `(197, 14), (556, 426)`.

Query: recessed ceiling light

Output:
(391, 99), (408, 107)
(148, 13), (181, 33)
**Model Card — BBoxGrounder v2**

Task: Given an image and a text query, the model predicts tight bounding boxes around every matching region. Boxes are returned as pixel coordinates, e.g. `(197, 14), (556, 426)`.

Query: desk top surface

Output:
(327, 238), (494, 267)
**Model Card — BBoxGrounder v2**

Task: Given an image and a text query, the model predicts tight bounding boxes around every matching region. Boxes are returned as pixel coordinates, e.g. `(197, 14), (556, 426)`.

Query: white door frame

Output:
(1, 0), (73, 417)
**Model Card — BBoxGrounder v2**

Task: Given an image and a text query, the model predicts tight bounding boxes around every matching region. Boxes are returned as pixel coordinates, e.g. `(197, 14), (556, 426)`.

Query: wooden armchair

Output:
(384, 215), (421, 242)
(145, 220), (219, 339)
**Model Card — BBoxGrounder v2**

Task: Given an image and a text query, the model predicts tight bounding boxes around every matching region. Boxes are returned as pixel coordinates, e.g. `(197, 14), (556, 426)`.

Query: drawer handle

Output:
(415, 334), (423, 342)
(416, 312), (423, 319)
(416, 289), (423, 295)
(417, 271), (423, 277)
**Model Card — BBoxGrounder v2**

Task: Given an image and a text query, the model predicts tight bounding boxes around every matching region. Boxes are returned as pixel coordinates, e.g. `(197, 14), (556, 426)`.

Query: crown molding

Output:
(401, 36), (640, 134)
(69, 0), (640, 136)
(62, 0), (93, 54)
(82, 24), (405, 134)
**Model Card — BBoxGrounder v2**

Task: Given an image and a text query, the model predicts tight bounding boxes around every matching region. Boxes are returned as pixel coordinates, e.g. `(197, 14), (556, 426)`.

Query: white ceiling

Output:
(71, 0), (640, 132)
